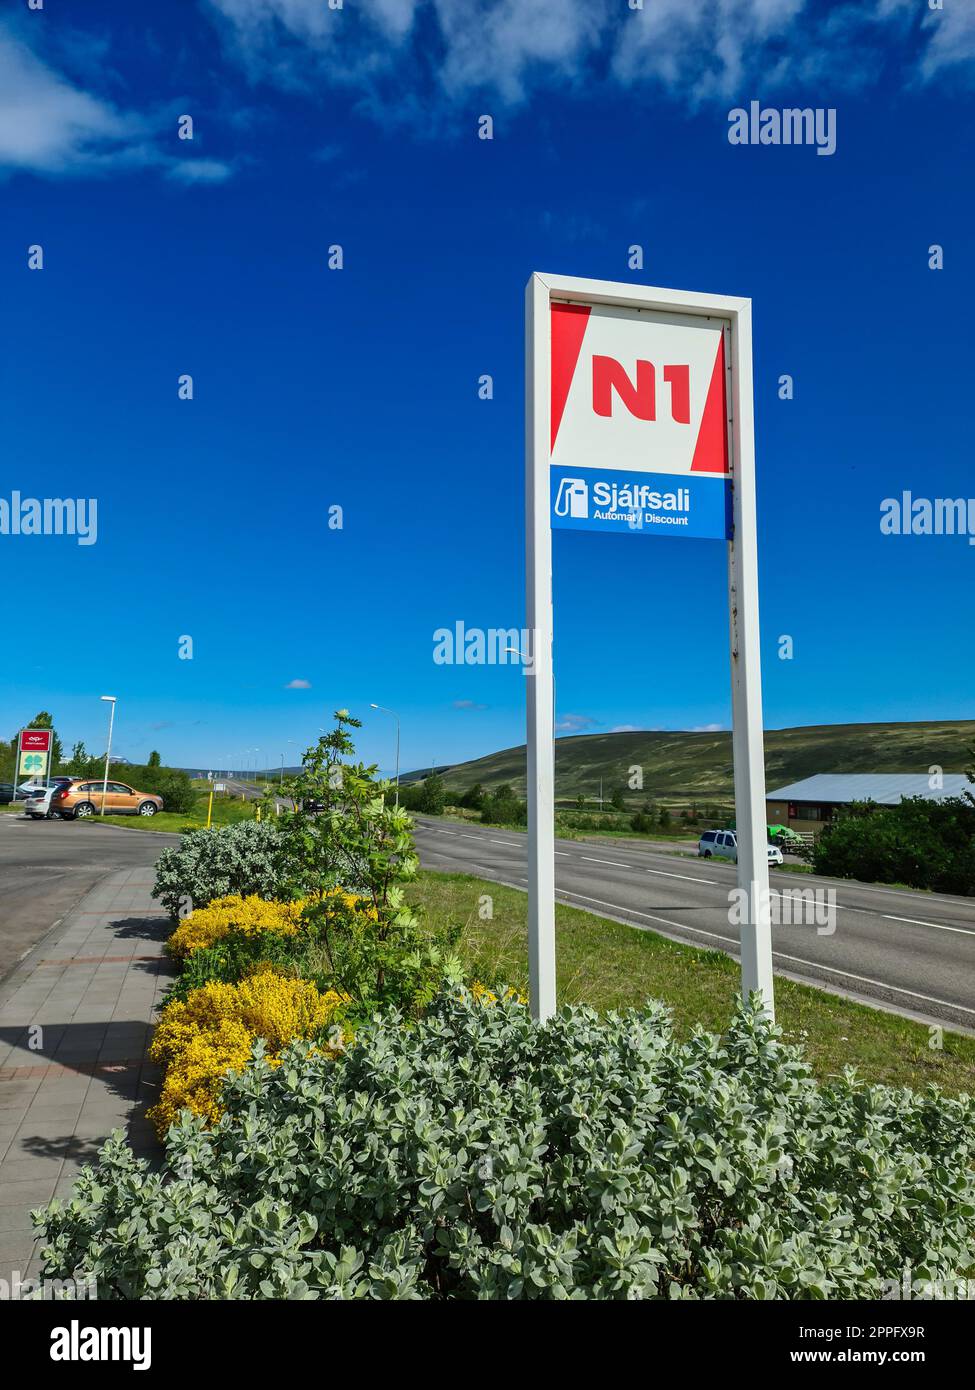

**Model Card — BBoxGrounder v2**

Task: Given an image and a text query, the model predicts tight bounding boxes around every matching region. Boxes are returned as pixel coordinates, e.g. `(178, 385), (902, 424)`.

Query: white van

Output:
(698, 829), (783, 865)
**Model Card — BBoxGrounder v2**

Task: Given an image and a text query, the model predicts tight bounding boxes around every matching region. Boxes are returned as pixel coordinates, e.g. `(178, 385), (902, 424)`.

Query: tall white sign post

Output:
(525, 272), (773, 1022)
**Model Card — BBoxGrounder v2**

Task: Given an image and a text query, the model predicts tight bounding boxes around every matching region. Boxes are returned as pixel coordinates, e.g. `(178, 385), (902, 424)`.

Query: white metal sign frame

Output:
(525, 271), (773, 1022)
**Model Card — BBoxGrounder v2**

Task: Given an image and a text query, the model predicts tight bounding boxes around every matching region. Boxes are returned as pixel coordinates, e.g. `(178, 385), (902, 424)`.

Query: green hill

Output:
(406, 721), (975, 803)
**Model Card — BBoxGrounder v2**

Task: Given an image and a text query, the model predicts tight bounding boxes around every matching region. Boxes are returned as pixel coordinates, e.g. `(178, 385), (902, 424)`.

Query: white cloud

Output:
(691, 723), (724, 732)
(453, 698), (487, 710)
(612, 0), (806, 101)
(432, 0), (602, 103)
(284, 678), (312, 689)
(167, 158), (236, 184)
(0, 24), (236, 181)
(556, 712), (597, 733)
(921, 3), (975, 81)
(201, 0), (972, 111)
(609, 724), (639, 733)
(0, 27), (150, 175)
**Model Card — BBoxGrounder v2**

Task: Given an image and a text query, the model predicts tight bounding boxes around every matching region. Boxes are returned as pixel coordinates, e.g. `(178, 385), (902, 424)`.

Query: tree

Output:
(273, 711), (461, 1013)
(419, 774), (446, 816)
(148, 750), (161, 768)
(575, 794), (586, 810)
(610, 787), (625, 812)
(658, 806), (672, 829)
(460, 783), (485, 810)
(66, 741), (97, 777)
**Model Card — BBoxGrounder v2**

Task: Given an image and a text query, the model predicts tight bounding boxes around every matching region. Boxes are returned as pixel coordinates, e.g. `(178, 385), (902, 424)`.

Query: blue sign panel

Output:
(550, 466), (733, 541)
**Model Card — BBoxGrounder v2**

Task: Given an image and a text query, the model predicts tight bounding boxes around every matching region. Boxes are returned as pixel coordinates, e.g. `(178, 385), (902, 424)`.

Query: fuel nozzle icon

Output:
(554, 477), (588, 519)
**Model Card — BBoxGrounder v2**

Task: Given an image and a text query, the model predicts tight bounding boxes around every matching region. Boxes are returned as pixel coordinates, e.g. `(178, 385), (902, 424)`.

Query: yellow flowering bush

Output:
(167, 895), (306, 960)
(167, 890), (377, 961)
(148, 970), (348, 1136)
(469, 982), (528, 1006)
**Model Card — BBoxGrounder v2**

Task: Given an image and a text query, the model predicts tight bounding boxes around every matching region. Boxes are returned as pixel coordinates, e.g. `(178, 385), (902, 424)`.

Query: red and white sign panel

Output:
(19, 728), (52, 752)
(550, 302), (730, 477)
(549, 301), (733, 540)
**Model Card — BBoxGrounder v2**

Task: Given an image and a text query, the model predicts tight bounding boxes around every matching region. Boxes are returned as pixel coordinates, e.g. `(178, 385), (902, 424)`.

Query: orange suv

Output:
(53, 778), (164, 820)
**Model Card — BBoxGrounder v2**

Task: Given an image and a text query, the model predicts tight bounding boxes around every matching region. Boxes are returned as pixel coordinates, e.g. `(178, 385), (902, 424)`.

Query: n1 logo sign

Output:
(592, 358), (690, 424)
(550, 301), (733, 541)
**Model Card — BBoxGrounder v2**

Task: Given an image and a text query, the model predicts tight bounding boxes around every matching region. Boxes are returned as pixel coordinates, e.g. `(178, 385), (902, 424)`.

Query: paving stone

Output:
(0, 1203), (37, 1233)
(0, 872), (166, 1258)
(0, 1230), (38, 1266)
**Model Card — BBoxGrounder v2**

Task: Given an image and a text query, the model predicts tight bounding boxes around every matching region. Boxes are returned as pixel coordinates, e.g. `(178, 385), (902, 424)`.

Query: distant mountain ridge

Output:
(403, 720), (975, 802)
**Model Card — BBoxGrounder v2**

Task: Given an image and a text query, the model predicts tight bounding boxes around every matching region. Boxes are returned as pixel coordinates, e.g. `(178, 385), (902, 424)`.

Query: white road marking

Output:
(643, 866), (718, 885)
(768, 950), (975, 1017)
(882, 914), (975, 938)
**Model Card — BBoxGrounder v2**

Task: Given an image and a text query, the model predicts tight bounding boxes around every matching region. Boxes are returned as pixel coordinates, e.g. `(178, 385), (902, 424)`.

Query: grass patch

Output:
(87, 790), (261, 833)
(409, 869), (975, 1094)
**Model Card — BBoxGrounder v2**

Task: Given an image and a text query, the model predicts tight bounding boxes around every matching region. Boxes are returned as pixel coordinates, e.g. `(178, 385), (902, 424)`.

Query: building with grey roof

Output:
(766, 773), (971, 835)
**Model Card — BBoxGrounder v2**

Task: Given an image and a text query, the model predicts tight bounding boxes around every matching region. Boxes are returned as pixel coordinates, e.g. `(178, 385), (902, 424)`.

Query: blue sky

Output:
(2, 0), (974, 777)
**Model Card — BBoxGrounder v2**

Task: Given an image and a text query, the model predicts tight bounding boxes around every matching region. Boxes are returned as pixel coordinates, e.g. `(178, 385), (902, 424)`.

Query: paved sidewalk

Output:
(0, 867), (173, 1284)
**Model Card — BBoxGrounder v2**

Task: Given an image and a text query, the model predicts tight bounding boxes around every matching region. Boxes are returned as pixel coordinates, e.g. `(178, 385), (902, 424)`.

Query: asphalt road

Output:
(0, 814), (179, 983)
(4, 807), (973, 1033)
(412, 815), (975, 1032)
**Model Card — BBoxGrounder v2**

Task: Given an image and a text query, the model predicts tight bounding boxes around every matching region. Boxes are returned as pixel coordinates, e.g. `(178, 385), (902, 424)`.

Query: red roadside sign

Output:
(19, 729), (52, 752)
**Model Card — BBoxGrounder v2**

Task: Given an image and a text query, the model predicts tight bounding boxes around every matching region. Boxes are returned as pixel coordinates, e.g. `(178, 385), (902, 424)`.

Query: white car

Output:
(698, 830), (783, 866)
(23, 785), (56, 819)
(23, 777), (72, 819)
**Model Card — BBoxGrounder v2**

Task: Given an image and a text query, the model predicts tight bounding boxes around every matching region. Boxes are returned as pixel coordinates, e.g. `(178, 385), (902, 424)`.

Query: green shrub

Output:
(147, 768), (196, 815)
(152, 820), (289, 920)
(813, 797), (975, 894)
(96, 761), (197, 814)
(481, 785), (527, 825)
(34, 995), (975, 1300)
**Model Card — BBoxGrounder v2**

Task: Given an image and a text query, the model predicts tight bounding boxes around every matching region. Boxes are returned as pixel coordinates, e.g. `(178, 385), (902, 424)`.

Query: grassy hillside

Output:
(407, 720), (975, 802)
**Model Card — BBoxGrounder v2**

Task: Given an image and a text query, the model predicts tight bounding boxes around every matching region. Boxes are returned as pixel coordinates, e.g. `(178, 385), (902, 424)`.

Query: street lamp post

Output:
(370, 704), (401, 808)
(99, 696), (117, 816)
